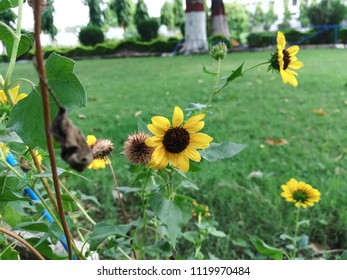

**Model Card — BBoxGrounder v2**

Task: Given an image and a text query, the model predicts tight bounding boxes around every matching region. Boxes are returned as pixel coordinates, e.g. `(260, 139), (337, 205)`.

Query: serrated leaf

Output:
(0, 130), (23, 143)
(0, 190), (29, 202)
(89, 223), (132, 251)
(14, 221), (50, 233)
(249, 235), (283, 260)
(0, 26), (33, 57)
(200, 142), (246, 162)
(7, 53), (87, 149)
(208, 227), (227, 238)
(150, 194), (191, 248)
(202, 63), (218, 76)
(0, 0), (20, 13)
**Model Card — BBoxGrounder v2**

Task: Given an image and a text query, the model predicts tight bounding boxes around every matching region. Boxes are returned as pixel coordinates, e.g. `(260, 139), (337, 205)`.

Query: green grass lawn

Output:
(9, 48), (347, 259)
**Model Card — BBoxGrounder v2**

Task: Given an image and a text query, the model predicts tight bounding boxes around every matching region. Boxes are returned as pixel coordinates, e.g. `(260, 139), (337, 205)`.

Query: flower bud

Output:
(209, 42), (228, 60)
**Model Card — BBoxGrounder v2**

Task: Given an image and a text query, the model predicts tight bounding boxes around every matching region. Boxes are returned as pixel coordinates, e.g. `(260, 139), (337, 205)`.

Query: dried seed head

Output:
(123, 132), (154, 165)
(91, 139), (114, 160)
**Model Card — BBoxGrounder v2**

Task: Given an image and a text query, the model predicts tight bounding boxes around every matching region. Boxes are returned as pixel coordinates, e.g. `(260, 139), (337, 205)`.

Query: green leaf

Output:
(202, 63), (218, 76)
(185, 103), (207, 115)
(182, 231), (199, 244)
(0, 26), (34, 58)
(150, 194), (191, 248)
(34, 167), (66, 178)
(0, 246), (19, 260)
(200, 142), (246, 162)
(207, 227), (227, 238)
(14, 221), (50, 233)
(137, 117), (150, 134)
(179, 180), (199, 190)
(89, 223), (132, 251)
(0, 0), (20, 13)
(227, 63), (244, 83)
(0, 190), (29, 202)
(249, 235), (283, 260)
(0, 130), (23, 143)
(338, 250), (347, 260)
(7, 53), (87, 149)
(279, 234), (294, 241)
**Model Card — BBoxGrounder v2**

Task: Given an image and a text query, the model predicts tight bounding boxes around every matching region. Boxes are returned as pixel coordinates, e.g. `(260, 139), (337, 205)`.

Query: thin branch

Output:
(0, 227), (45, 260)
(33, 1), (73, 260)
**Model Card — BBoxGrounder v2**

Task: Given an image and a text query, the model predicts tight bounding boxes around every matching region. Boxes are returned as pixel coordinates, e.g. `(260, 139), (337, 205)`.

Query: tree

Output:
(263, 2), (277, 31)
(225, 2), (251, 45)
(160, 1), (174, 30)
(307, 0), (346, 26)
(298, 0), (310, 27)
(253, 3), (264, 27)
(41, 0), (57, 41)
(83, 0), (104, 27)
(111, 0), (132, 30)
(184, 0), (208, 54)
(134, 0), (149, 27)
(172, 0), (185, 29)
(281, 0), (291, 28)
(211, 0), (230, 39)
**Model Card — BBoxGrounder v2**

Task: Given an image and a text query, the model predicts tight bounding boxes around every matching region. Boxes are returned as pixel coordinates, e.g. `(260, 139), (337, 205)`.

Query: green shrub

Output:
(209, 34), (231, 48)
(339, 28), (347, 44)
(78, 25), (105, 46)
(247, 32), (274, 48)
(136, 18), (159, 41)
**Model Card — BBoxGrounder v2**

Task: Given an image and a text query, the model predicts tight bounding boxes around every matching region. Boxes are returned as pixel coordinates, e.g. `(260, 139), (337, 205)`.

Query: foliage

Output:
(307, 0), (347, 26)
(136, 18), (159, 41)
(83, 0), (104, 27)
(172, 0), (184, 29)
(0, 9), (16, 28)
(263, 2), (277, 31)
(41, 0), (57, 40)
(280, 0), (291, 29)
(253, 3), (264, 27)
(134, 0), (149, 27)
(298, 0), (310, 27)
(78, 25), (105, 46)
(111, 0), (132, 30)
(160, 1), (174, 30)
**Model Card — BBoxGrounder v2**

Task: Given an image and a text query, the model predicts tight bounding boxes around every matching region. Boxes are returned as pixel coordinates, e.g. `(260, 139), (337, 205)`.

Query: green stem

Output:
(4, 0), (24, 107)
(204, 58), (222, 113)
(242, 61), (270, 74)
(0, 158), (24, 179)
(10, 78), (36, 88)
(117, 247), (133, 260)
(194, 213), (203, 259)
(292, 206), (301, 259)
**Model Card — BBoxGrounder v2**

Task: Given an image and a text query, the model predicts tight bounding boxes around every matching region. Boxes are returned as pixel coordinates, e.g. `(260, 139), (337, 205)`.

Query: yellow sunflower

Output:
(269, 31), (304, 87)
(86, 135), (111, 170)
(281, 178), (321, 208)
(145, 106), (213, 172)
(0, 85), (27, 104)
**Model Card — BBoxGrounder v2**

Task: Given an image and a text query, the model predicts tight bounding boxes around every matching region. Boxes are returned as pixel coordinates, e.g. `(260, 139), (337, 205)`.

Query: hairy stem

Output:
(33, 2), (73, 260)
(0, 227), (45, 260)
(292, 207), (301, 260)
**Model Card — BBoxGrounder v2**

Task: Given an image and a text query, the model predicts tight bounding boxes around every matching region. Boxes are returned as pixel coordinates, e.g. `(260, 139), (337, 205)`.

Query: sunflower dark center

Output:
(293, 190), (308, 203)
(163, 127), (190, 153)
(282, 49), (291, 70)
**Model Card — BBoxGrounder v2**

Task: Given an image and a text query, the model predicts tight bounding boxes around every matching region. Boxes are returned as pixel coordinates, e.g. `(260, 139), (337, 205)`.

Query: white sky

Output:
(21, 0), (175, 31)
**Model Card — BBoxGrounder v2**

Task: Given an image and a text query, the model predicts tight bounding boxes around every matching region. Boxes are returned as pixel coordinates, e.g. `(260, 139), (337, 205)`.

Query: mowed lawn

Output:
(9, 48), (347, 258)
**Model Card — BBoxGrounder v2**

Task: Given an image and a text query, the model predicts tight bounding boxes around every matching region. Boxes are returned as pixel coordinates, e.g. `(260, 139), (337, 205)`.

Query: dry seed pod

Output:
(51, 107), (93, 172)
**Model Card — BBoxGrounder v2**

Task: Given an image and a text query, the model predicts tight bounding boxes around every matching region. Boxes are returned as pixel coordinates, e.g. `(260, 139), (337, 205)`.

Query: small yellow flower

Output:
(35, 150), (42, 165)
(192, 201), (211, 219)
(86, 135), (112, 170)
(269, 31), (303, 87)
(0, 143), (10, 158)
(145, 106), (213, 172)
(0, 85), (27, 104)
(281, 178), (321, 208)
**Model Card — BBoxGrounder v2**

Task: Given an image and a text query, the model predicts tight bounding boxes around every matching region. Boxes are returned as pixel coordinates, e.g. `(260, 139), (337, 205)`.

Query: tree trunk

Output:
(183, 0), (208, 54)
(211, 0), (230, 39)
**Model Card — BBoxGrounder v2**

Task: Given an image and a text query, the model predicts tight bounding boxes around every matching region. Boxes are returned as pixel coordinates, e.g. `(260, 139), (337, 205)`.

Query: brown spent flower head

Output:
(123, 132), (154, 165)
(91, 139), (114, 160)
(19, 157), (31, 173)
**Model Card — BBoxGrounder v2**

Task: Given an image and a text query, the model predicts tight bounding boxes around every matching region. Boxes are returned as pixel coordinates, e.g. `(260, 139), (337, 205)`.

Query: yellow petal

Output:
(185, 146), (201, 162)
(280, 69), (298, 87)
(145, 136), (162, 148)
(189, 133), (213, 149)
(176, 152), (189, 172)
(184, 114), (205, 129)
(86, 135), (97, 146)
(172, 106), (184, 127)
(152, 144), (166, 164)
(10, 85), (20, 99)
(14, 93), (27, 103)
(152, 116), (171, 131)
(287, 45), (300, 56)
(185, 121), (205, 133)
(276, 31), (286, 50)
(289, 60), (304, 70)
(147, 124), (166, 137)
(0, 90), (6, 103)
